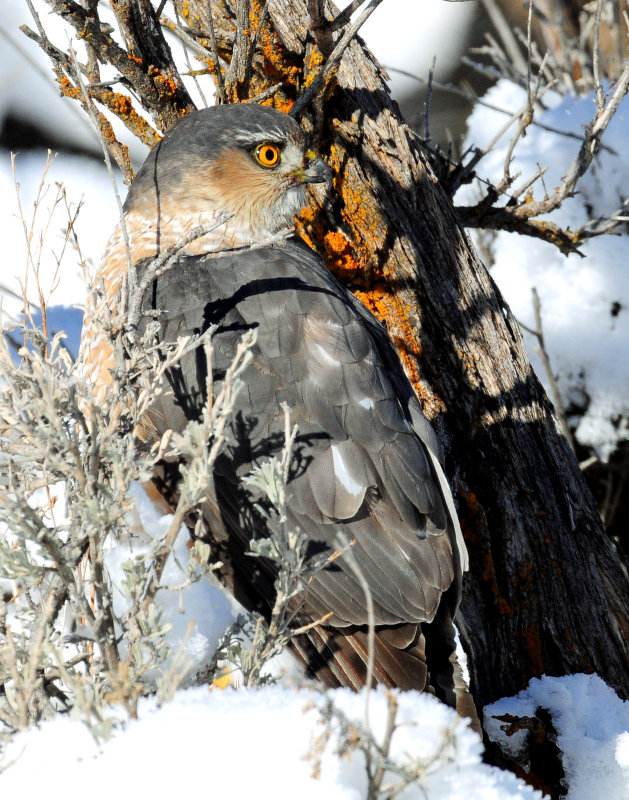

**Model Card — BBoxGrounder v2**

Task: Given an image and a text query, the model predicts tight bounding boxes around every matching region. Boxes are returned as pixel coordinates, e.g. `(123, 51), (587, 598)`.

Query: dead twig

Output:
(518, 288), (576, 454)
(336, 531), (375, 728)
(66, 46), (134, 284)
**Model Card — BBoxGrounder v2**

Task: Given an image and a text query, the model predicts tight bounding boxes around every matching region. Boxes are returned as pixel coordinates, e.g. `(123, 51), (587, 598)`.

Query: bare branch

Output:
(66, 46), (134, 287)
(423, 56), (437, 144)
(529, 288), (576, 454)
(206, 0), (227, 104)
(516, 62), (629, 221)
(592, 0), (606, 112)
(480, 0), (528, 76)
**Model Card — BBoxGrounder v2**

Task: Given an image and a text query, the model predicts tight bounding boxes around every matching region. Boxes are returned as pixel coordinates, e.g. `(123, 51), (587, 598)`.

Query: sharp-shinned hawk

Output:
(81, 103), (470, 710)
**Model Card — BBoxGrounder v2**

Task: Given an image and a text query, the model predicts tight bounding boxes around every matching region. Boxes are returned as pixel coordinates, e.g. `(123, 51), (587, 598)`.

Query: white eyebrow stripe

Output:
(232, 126), (289, 145)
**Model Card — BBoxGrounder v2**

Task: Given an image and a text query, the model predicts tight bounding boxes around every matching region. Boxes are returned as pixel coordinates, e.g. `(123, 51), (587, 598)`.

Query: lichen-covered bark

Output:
(50, 0), (194, 129)
(168, 0), (629, 710)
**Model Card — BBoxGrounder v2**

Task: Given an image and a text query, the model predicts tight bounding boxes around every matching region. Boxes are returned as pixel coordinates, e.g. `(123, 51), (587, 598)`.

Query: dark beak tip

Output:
(303, 158), (332, 185)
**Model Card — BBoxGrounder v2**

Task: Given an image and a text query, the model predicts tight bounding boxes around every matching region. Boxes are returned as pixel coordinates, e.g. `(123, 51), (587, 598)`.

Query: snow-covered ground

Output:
(1, 3), (629, 799)
(3, 676), (627, 799)
(2, 522), (628, 800)
(455, 80), (629, 461)
(0, 685), (542, 800)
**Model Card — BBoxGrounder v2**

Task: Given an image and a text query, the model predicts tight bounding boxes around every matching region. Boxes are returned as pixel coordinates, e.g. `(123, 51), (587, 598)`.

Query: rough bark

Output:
(175, 0), (629, 710)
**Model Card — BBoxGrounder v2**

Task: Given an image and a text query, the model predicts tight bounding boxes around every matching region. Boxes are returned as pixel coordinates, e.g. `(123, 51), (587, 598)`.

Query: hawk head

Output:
(125, 103), (330, 246)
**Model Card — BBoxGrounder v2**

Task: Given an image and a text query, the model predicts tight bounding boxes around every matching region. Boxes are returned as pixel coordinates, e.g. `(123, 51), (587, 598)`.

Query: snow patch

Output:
(485, 673), (629, 800)
(2, 686), (541, 800)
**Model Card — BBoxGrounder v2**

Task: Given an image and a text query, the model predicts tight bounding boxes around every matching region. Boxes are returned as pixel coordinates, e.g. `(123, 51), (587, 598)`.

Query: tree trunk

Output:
(174, 0), (629, 710)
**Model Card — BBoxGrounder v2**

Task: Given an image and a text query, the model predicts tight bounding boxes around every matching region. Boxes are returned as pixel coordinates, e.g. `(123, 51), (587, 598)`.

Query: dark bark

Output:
(109, 0), (195, 125)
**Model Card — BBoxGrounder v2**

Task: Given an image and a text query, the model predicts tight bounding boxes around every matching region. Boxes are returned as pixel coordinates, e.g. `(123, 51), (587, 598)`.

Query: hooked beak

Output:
(299, 156), (332, 185)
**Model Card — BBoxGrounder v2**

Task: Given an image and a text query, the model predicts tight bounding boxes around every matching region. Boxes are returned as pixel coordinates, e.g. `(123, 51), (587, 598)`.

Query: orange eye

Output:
(255, 143), (281, 168)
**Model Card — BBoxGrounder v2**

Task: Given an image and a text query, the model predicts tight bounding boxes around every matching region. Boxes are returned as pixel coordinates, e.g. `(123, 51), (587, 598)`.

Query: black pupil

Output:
(263, 147), (275, 162)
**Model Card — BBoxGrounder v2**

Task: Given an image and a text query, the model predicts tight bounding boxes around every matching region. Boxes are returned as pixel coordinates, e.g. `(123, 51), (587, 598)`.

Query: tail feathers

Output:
(288, 599), (481, 735)
(289, 622), (430, 694)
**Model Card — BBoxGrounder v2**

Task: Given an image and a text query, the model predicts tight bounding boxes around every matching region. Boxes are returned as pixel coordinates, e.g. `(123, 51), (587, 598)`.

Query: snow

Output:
(485, 673), (629, 800)
(455, 80), (629, 460)
(104, 483), (241, 686)
(618, 732), (629, 770)
(1, 685), (540, 800)
(0, 149), (120, 324)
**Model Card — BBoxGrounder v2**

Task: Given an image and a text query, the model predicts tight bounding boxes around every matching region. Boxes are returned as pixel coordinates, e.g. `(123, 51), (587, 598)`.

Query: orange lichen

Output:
(497, 597), (514, 615)
(57, 75), (81, 101)
(457, 486), (515, 616)
(322, 230), (360, 280)
(519, 560), (536, 593)
(153, 71), (178, 98)
(477, 546), (515, 615)
(324, 230), (349, 256)
(463, 488), (480, 514)
(55, 76), (134, 179)
(100, 91), (160, 147)
(248, 0), (267, 31)
(481, 552), (502, 599)
(203, 55), (219, 76)
(321, 151), (388, 281)
(299, 147), (446, 416)
(352, 283), (445, 416)
(246, 0), (300, 109)
(103, 90), (133, 118)
(303, 45), (324, 88)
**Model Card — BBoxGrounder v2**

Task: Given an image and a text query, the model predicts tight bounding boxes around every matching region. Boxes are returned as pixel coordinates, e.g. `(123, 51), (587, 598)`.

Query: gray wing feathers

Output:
(143, 239), (465, 630)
